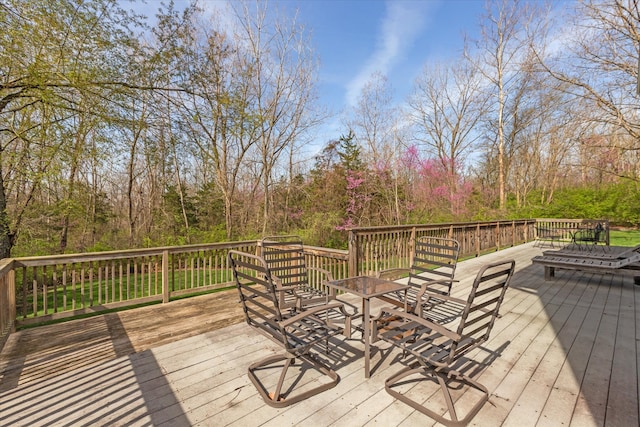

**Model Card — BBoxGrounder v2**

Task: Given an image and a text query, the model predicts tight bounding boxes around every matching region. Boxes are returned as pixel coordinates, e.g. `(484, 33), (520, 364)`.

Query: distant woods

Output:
(0, 0), (639, 258)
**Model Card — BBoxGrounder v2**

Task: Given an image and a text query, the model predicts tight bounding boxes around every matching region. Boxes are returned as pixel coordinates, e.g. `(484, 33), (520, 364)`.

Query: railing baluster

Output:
(43, 266), (48, 315)
(98, 264), (102, 305)
(89, 262), (93, 306)
(32, 267), (38, 317)
(53, 269), (58, 313)
(71, 268), (76, 310)
(80, 265), (85, 308)
(118, 262), (123, 302)
(62, 264), (67, 311)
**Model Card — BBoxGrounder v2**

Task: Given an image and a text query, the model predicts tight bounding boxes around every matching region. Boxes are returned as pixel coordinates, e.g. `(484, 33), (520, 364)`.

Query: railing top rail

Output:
(302, 245), (348, 259)
(12, 240), (260, 267)
(346, 219), (535, 234)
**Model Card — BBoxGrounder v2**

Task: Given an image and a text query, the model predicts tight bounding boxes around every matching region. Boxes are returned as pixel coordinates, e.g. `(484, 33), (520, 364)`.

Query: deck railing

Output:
(0, 218), (606, 350)
(0, 241), (349, 331)
(534, 218), (610, 245)
(10, 241), (253, 327)
(347, 219), (537, 276)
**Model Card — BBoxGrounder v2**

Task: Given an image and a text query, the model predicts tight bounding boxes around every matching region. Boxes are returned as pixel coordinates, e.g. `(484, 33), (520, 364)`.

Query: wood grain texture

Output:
(1, 242), (638, 426)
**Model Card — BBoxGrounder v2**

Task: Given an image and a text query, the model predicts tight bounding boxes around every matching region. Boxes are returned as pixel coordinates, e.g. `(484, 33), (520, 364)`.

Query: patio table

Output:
(326, 276), (409, 378)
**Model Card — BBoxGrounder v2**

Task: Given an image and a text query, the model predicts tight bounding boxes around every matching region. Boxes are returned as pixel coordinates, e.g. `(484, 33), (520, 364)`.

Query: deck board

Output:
(607, 276), (639, 427)
(1, 242), (640, 426)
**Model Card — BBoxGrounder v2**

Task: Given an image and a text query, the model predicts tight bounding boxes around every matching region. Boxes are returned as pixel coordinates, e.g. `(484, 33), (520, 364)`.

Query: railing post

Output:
(409, 227), (417, 267)
(162, 250), (169, 304)
(9, 268), (15, 333)
(348, 230), (358, 277)
(0, 260), (16, 352)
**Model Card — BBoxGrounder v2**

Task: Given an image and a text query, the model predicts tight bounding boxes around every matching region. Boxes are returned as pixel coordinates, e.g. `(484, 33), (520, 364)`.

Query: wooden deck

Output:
(1, 242), (638, 426)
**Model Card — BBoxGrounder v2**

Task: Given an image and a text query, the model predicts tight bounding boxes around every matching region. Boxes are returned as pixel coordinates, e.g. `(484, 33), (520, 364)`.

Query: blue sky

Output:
(132, 0), (489, 153)
(285, 0), (488, 152)
(258, 0), (489, 154)
(293, 0), (485, 108)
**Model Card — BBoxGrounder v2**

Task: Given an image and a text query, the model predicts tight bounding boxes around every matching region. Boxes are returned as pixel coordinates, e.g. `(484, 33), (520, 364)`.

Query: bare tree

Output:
(537, 0), (640, 177)
(467, 0), (540, 210)
(235, 1), (320, 235)
(168, 20), (257, 240)
(408, 56), (486, 213)
(348, 72), (398, 169)
(347, 72), (407, 224)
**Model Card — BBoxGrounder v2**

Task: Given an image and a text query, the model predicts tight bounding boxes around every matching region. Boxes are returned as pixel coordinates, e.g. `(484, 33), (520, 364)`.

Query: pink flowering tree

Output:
(401, 145), (472, 219)
(336, 171), (367, 230)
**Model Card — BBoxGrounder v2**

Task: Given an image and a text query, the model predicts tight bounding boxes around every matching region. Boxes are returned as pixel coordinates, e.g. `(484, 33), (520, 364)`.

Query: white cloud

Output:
(345, 0), (433, 106)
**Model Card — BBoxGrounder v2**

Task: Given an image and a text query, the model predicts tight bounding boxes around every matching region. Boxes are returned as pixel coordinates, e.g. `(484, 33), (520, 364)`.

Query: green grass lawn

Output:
(609, 229), (640, 246)
(18, 268), (234, 320)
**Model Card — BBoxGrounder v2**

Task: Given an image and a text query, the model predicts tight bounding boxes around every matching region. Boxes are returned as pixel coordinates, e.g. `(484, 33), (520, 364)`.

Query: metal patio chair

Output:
(260, 235), (335, 310)
(376, 236), (460, 319)
(572, 222), (607, 249)
(228, 250), (352, 408)
(375, 259), (515, 426)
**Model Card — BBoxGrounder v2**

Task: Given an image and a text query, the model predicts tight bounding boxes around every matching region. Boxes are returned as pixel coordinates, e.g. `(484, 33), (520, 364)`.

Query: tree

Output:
(234, 1), (320, 235)
(408, 56), (486, 215)
(468, 0), (539, 210)
(348, 72), (405, 224)
(0, 0), (144, 257)
(348, 72), (398, 169)
(538, 0), (640, 179)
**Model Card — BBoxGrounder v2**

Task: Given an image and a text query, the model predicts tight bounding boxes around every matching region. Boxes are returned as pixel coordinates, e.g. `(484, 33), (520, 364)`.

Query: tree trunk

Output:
(0, 163), (14, 259)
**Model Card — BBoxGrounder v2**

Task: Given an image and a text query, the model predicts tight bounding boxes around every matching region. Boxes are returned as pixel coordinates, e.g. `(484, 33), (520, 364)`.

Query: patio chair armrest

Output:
(270, 274), (305, 307)
(416, 291), (498, 317)
(376, 267), (411, 281)
(280, 301), (347, 328)
(271, 274), (283, 287)
(414, 279), (459, 301)
(375, 307), (461, 341)
(271, 274), (301, 294)
(307, 265), (335, 282)
(416, 290), (465, 305)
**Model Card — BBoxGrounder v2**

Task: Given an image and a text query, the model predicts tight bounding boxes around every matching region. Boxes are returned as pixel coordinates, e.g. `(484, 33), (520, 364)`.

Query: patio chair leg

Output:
(343, 315), (352, 339)
(248, 353), (339, 408)
(385, 362), (489, 427)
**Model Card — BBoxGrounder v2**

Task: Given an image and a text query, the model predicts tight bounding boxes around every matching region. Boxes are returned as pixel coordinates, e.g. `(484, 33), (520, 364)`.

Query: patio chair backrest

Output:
(448, 259), (515, 364)
(228, 250), (287, 344)
(408, 236), (460, 296)
(260, 235), (308, 289)
(261, 235), (338, 310)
